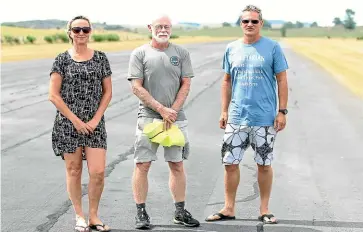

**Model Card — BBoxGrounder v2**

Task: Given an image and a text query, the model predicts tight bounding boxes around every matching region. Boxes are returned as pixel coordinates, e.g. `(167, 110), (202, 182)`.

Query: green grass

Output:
(280, 26), (363, 38)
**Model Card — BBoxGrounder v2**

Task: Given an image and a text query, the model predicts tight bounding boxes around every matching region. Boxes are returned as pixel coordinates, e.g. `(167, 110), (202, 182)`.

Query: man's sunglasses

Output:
(153, 24), (171, 30)
(242, 19), (260, 24)
(71, 27), (91, 34)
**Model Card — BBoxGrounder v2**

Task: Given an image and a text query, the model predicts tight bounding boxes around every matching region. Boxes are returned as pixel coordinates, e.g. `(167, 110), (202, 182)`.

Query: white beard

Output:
(152, 29), (170, 43)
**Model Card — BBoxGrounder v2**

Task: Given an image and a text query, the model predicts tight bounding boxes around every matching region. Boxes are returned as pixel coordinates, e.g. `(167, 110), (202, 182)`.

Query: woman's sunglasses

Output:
(71, 27), (91, 34)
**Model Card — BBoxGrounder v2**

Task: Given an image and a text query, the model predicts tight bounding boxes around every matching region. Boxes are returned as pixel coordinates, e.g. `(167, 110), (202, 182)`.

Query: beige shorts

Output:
(133, 117), (190, 163)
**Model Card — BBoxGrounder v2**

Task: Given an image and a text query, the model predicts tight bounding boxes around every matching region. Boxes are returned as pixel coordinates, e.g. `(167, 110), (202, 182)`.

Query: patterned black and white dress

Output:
(50, 50), (112, 160)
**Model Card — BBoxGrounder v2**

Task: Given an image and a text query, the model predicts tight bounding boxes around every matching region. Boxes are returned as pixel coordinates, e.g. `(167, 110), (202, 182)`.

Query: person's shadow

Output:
(109, 222), (322, 232)
(109, 217), (363, 231)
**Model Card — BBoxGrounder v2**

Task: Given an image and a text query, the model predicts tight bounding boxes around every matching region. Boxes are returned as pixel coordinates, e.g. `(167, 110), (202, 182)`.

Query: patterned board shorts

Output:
(221, 123), (278, 166)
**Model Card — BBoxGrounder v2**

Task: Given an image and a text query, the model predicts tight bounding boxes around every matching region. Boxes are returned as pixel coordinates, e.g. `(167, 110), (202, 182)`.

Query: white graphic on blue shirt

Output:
(223, 37), (289, 126)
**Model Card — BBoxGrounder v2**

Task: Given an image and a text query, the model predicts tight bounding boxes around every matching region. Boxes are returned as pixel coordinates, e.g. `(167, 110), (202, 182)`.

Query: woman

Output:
(48, 15), (112, 232)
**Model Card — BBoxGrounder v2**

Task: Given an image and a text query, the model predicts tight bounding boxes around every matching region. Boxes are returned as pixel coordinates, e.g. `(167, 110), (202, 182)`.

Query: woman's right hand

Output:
(72, 118), (93, 135)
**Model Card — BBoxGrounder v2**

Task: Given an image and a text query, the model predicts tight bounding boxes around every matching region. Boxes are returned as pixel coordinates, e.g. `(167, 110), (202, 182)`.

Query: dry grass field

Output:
(283, 37), (363, 98)
(1, 26), (236, 62)
(1, 36), (235, 62)
(1, 26), (146, 44)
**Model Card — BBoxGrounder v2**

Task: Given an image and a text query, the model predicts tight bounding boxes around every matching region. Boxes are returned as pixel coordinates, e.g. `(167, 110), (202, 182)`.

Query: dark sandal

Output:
(258, 214), (277, 224)
(89, 223), (111, 231)
(205, 212), (236, 221)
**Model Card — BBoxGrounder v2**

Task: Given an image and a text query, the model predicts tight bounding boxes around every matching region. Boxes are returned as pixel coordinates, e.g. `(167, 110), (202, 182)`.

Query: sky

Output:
(1, 0), (362, 27)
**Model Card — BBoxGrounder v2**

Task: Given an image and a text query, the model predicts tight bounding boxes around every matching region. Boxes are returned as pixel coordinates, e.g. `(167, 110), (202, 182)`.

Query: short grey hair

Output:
(242, 5), (263, 20)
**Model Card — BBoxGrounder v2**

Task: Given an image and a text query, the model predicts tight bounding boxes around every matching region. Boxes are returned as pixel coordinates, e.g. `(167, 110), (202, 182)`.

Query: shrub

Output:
(26, 35), (36, 44)
(13, 37), (20, 44)
(44, 36), (54, 43)
(106, 34), (120, 41)
(91, 34), (120, 42)
(92, 34), (107, 42)
(56, 33), (69, 43)
(280, 27), (286, 37)
(52, 34), (59, 41)
(43, 33), (69, 43)
(4, 35), (15, 44)
(357, 36), (363, 40)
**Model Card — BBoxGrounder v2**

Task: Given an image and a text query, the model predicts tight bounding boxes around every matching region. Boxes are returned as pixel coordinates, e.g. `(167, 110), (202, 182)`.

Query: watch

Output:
(279, 109), (288, 115)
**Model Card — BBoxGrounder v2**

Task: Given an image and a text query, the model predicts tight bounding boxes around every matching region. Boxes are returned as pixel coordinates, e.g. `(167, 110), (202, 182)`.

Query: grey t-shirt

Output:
(127, 43), (194, 121)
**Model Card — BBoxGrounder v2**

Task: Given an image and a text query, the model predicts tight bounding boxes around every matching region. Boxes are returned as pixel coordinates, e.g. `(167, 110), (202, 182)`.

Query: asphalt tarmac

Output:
(1, 40), (363, 232)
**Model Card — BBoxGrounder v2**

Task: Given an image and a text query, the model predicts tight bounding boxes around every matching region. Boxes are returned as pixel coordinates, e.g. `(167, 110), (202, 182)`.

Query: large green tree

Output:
(343, 9), (356, 30)
(333, 17), (342, 26)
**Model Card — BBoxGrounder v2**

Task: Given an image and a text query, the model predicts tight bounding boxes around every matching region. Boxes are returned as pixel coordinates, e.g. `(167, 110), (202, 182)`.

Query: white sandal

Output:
(75, 216), (90, 232)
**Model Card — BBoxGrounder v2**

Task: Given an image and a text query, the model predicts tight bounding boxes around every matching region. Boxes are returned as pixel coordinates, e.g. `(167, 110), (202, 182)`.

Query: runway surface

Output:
(2, 40), (363, 232)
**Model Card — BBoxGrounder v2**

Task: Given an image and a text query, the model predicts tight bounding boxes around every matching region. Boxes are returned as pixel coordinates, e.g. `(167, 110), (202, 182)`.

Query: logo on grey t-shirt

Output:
(170, 56), (180, 66)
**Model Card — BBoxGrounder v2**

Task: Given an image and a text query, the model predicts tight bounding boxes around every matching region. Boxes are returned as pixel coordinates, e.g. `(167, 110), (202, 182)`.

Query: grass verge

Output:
(283, 37), (363, 98)
(1, 36), (236, 63)
(1, 26), (145, 44)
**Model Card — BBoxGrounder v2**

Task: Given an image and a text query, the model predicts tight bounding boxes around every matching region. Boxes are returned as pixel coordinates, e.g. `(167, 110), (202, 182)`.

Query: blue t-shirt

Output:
(223, 37), (288, 126)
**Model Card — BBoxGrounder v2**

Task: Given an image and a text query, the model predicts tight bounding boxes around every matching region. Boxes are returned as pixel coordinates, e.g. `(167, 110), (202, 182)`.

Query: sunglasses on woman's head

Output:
(71, 27), (91, 34)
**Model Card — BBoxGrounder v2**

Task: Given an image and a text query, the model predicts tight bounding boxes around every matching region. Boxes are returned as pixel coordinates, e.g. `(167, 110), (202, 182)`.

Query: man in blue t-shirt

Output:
(205, 5), (289, 224)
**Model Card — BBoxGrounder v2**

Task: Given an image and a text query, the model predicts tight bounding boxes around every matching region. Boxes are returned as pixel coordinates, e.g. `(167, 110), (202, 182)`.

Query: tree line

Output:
(333, 9), (356, 29)
(228, 8), (357, 30)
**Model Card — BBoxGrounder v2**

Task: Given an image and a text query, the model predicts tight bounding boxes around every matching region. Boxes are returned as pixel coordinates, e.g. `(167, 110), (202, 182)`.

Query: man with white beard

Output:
(127, 14), (200, 230)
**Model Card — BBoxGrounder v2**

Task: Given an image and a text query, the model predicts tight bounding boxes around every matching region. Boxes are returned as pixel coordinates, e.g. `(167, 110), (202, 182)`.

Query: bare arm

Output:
(48, 73), (79, 123)
(221, 73), (232, 113)
(131, 78), (165, 113)
(171, 77), (191, 112)
(276, 71), (288, 110)
(92, 76), (112, 123)
(219, 73), (232, 129)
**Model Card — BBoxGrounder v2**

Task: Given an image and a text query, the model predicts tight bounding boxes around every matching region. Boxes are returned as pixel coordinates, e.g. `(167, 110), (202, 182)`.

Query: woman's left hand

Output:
(86, 119), (99, 133)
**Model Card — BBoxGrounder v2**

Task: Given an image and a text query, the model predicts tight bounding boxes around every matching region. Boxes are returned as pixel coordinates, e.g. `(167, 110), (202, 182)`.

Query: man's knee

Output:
(168, 161), (184, 173)
(257, 163), (272, 172)
(135, 162), (152, 173)
(225, 164), (239, 173)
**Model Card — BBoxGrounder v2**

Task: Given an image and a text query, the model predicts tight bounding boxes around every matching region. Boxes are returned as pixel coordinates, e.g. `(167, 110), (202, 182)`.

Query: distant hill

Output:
(1, 19), (132, 32)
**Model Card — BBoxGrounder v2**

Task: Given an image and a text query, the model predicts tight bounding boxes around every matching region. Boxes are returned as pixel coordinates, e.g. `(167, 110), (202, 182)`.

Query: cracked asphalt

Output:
(1, 40), (363, 232)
